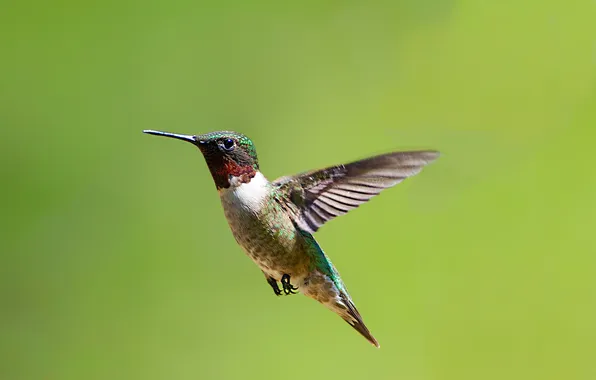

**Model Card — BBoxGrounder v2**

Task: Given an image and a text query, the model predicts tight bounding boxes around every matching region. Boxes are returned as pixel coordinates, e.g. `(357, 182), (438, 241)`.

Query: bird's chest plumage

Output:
(219, 173), (310, 278)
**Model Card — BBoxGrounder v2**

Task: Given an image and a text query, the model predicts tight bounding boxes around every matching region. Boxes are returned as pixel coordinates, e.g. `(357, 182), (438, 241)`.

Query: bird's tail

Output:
(299, 230), (379, 347)
(302, 271), (380, 348)
(336, 290), (380, 348)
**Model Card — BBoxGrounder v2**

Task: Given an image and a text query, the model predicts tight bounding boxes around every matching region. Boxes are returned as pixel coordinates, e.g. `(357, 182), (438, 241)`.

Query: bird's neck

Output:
(207, 159), (258, 190)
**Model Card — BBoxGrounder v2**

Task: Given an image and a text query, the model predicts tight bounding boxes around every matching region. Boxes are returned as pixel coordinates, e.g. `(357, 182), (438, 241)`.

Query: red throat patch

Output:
(212, 159), (256, 189)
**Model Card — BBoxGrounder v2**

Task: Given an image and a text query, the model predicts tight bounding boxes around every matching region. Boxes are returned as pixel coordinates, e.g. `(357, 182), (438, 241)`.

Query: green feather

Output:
(298, 229), (346, 292)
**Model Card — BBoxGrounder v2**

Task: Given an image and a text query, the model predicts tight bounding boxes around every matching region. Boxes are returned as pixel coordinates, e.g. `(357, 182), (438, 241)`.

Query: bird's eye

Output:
(222, 138), (235, 151)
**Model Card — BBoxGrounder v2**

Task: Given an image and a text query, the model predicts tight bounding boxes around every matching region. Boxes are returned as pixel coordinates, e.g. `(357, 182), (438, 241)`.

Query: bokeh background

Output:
(2, 1), (595, 379)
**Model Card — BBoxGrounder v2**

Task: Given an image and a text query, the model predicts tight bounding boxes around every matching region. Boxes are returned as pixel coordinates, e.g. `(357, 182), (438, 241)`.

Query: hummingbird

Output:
(143, 129), (439, 348)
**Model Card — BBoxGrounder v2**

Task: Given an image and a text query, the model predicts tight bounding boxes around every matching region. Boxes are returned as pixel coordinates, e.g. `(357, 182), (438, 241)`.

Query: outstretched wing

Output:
(273, 150), (439, 233)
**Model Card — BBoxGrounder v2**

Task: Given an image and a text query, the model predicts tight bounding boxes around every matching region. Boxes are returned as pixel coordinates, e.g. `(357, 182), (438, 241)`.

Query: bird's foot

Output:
(267, 277), (282, 296)
(281, 274), (298, 295)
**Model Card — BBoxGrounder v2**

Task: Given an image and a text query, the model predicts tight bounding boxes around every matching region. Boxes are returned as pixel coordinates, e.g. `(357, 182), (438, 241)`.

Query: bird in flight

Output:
(144, 129), (439, 348)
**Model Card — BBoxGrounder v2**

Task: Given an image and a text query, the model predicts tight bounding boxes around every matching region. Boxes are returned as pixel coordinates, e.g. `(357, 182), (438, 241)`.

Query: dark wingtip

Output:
(404, 150), (441, 165)
(426, 150), (441, 163)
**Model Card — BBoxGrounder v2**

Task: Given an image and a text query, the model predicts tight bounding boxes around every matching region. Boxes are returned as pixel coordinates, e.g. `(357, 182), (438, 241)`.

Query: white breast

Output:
(221, 171), (269, 213)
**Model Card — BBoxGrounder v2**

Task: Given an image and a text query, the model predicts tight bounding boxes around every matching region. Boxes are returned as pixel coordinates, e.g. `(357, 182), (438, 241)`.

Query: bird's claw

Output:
(281, 274), (298, 295)
(267, 277), (282, 296)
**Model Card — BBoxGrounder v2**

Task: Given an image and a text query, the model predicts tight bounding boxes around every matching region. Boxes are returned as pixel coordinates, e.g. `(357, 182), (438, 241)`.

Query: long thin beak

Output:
(143, 130), (199, 144)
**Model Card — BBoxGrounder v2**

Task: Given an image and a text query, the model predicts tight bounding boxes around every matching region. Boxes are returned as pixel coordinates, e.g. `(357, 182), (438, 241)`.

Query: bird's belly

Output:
(220, 199), (311, 280)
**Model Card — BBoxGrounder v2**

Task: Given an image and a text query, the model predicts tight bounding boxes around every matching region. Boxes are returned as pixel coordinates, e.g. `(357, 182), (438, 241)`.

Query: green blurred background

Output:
(2, 1), (595, 379)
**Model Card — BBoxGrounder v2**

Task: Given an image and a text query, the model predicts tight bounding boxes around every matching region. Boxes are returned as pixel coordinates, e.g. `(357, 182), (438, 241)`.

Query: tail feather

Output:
(338, 291), (380, 348)
(297, 230), (380, 348)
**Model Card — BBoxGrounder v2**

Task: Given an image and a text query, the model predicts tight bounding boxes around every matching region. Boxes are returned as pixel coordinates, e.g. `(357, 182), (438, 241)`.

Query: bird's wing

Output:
(272, 150), (439, 234)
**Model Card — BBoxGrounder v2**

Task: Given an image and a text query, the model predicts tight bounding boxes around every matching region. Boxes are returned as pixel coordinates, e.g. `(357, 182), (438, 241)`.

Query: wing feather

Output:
(273, 150), (439, 233)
